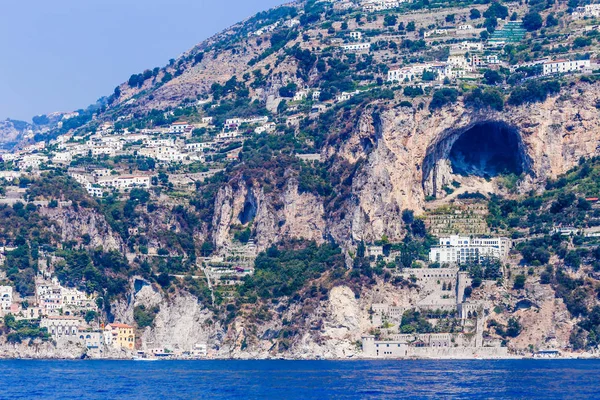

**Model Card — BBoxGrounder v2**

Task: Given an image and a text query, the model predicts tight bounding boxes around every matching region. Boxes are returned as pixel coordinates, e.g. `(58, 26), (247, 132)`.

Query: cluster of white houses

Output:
(0, 114), (272, 174)
(572, 4), (600, 19)
(361, 0), (411, 12)
(429, 235), (512, 265)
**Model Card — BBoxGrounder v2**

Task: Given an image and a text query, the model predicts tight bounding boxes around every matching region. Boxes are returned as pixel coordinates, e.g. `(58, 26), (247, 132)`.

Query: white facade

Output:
(388, 68), (416, 82)
(362, 0), (405, 12)
(341, 43), (371, 52)
(40, 316), (82, 339)
(0, 286), (12, 310)
(543, 60), (591, 76)
(429, 236), (511, 265)
(255, 122), (276, 134)
(350, 31), (363, 41)
(573, 4), (600, 19)
(293, 90), (308, 102)
(170, 122), (190, 133)
(98, 175), (151, 190)
(388, 63), (452, 82)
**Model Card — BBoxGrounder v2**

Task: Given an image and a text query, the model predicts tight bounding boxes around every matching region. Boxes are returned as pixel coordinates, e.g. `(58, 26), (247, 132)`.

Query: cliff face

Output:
(41, 207), (123, 252)
(324, 85), (600, 247)
(206, 85), (600, 251)
(212, 179), (326, 252)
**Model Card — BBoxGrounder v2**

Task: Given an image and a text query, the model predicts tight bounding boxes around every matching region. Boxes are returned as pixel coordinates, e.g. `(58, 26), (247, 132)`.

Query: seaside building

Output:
(104, 323), (135, 350)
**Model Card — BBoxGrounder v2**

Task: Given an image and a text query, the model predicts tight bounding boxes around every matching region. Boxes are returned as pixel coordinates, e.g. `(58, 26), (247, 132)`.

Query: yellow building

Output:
(104, 323), (135, 350)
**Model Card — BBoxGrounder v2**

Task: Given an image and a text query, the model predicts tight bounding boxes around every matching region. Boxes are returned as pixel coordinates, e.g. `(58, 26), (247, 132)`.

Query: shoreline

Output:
(0, 355), (598, 361)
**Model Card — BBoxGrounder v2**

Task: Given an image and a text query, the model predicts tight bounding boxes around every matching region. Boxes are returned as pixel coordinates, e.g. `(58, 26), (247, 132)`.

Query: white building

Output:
(224, 116), (269, 130)
(350, 31), (363, 41)
(457, 24), (474, 31)
(543, 59), (591, 76)
(40, 316), (82, 340)
(0, 286), (12, 310)
(388, 67), (416, 82)
(573, 4), (600, 19)
(388, 63), (452, 82)
(362, 0), (404, 12)
(429, 236), (511, 265)
(293, 90), (308, 102)
(18, 154), (48, 170)
(170, 121), (190, 133)
(255, 122), (276, 134)
(98, 175), (151, 190)
(341, 43), (371, 52)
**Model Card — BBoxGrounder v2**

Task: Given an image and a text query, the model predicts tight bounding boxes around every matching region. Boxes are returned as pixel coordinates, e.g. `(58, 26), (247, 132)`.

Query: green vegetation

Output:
(237, 241), (344, 302)
(134, 305), (160, 328)
(429, 88), (459, 110)
(3, 314), (49, 344)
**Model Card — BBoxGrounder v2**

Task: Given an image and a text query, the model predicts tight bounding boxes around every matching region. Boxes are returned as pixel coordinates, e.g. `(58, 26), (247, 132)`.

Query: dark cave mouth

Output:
(449, 122), (526, 178)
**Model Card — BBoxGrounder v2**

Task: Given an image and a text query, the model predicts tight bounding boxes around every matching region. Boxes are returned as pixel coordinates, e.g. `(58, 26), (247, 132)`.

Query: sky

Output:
(0, 0), (288, 122)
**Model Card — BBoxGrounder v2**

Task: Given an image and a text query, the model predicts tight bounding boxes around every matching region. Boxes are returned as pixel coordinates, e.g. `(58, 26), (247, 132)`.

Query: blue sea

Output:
(1, 359), (599, 399)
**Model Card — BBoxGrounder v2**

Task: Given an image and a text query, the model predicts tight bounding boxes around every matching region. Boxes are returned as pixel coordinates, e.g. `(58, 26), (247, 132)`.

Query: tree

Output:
(470, 9), (481, 20)
(445, 14), (455, 23)
(277, 99), (288, 115)
(85, 310), (98, 323)
(279, 82), (298, 98)
(384, 15), (398, 27)
(484, 70), (503, 85)
(406, 21), (416, 32)
(483, 2), (509, 19)
(522, 12), (543, 31)
(506, 317), (521, 337)
(546, 13), (559, 27)
(484, 17), (498, 33)
(402, 209), (415, 224)
(422, 70), (437, 81)
(573, 37), (592, 49)
(429, 88), (459, 110)
(514, 274), (526, 289)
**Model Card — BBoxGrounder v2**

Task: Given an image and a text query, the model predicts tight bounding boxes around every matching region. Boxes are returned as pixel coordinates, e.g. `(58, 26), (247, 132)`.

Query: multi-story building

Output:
(341, 43), (371, 52)
(40, 316), (82, 340)
(349, 31), (362, 41)
(0, 286), (12, 310)
(97, 175), (151, 190)
(388, 63), (452, 82)
(104, 323), (135, 350)
(429, 236), (511, 265)
(543, 60), (591, 76)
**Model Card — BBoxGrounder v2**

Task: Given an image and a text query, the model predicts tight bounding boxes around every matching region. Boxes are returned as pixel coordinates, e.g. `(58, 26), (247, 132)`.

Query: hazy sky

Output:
(0, 0), (288, 122)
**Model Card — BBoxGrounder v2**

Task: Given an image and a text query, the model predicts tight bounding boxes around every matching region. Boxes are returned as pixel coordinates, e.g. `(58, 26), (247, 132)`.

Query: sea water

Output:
(0, 359), (599, 399)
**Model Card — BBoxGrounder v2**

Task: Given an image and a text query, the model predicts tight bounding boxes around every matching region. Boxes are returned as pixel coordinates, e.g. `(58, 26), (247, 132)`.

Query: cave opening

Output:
(238, 191), (257, 225)
(449, 122), (525, 178)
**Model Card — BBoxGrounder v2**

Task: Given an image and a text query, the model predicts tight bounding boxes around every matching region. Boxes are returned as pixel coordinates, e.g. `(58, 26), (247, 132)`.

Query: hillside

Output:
(1, 0), (600, 359)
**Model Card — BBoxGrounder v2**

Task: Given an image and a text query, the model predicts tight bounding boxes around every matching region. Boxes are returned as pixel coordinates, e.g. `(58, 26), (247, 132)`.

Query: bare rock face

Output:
(0, 120), (27, 150)
(211, 180), (326, 251)
(42, 207), (123, 252)
(140, 292), (216, 353)
(326, 85), (600, 247)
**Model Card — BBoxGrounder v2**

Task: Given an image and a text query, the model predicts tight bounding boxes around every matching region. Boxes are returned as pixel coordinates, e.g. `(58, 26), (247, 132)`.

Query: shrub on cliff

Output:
(465, 87), (505, 111)
(507, 80), (560, 106)
(429, 88), (459, 111)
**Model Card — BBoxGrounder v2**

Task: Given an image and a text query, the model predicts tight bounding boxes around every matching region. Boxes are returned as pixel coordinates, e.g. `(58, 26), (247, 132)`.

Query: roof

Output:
(43, 316), (82, 321)
(106, 323), (133, 329)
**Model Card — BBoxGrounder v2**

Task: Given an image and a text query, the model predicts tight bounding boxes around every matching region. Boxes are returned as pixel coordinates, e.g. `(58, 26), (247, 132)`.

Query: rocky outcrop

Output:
(41, 206), (123, 252)
(326, 85), (600, 246)
(212, 180), (326, 252)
